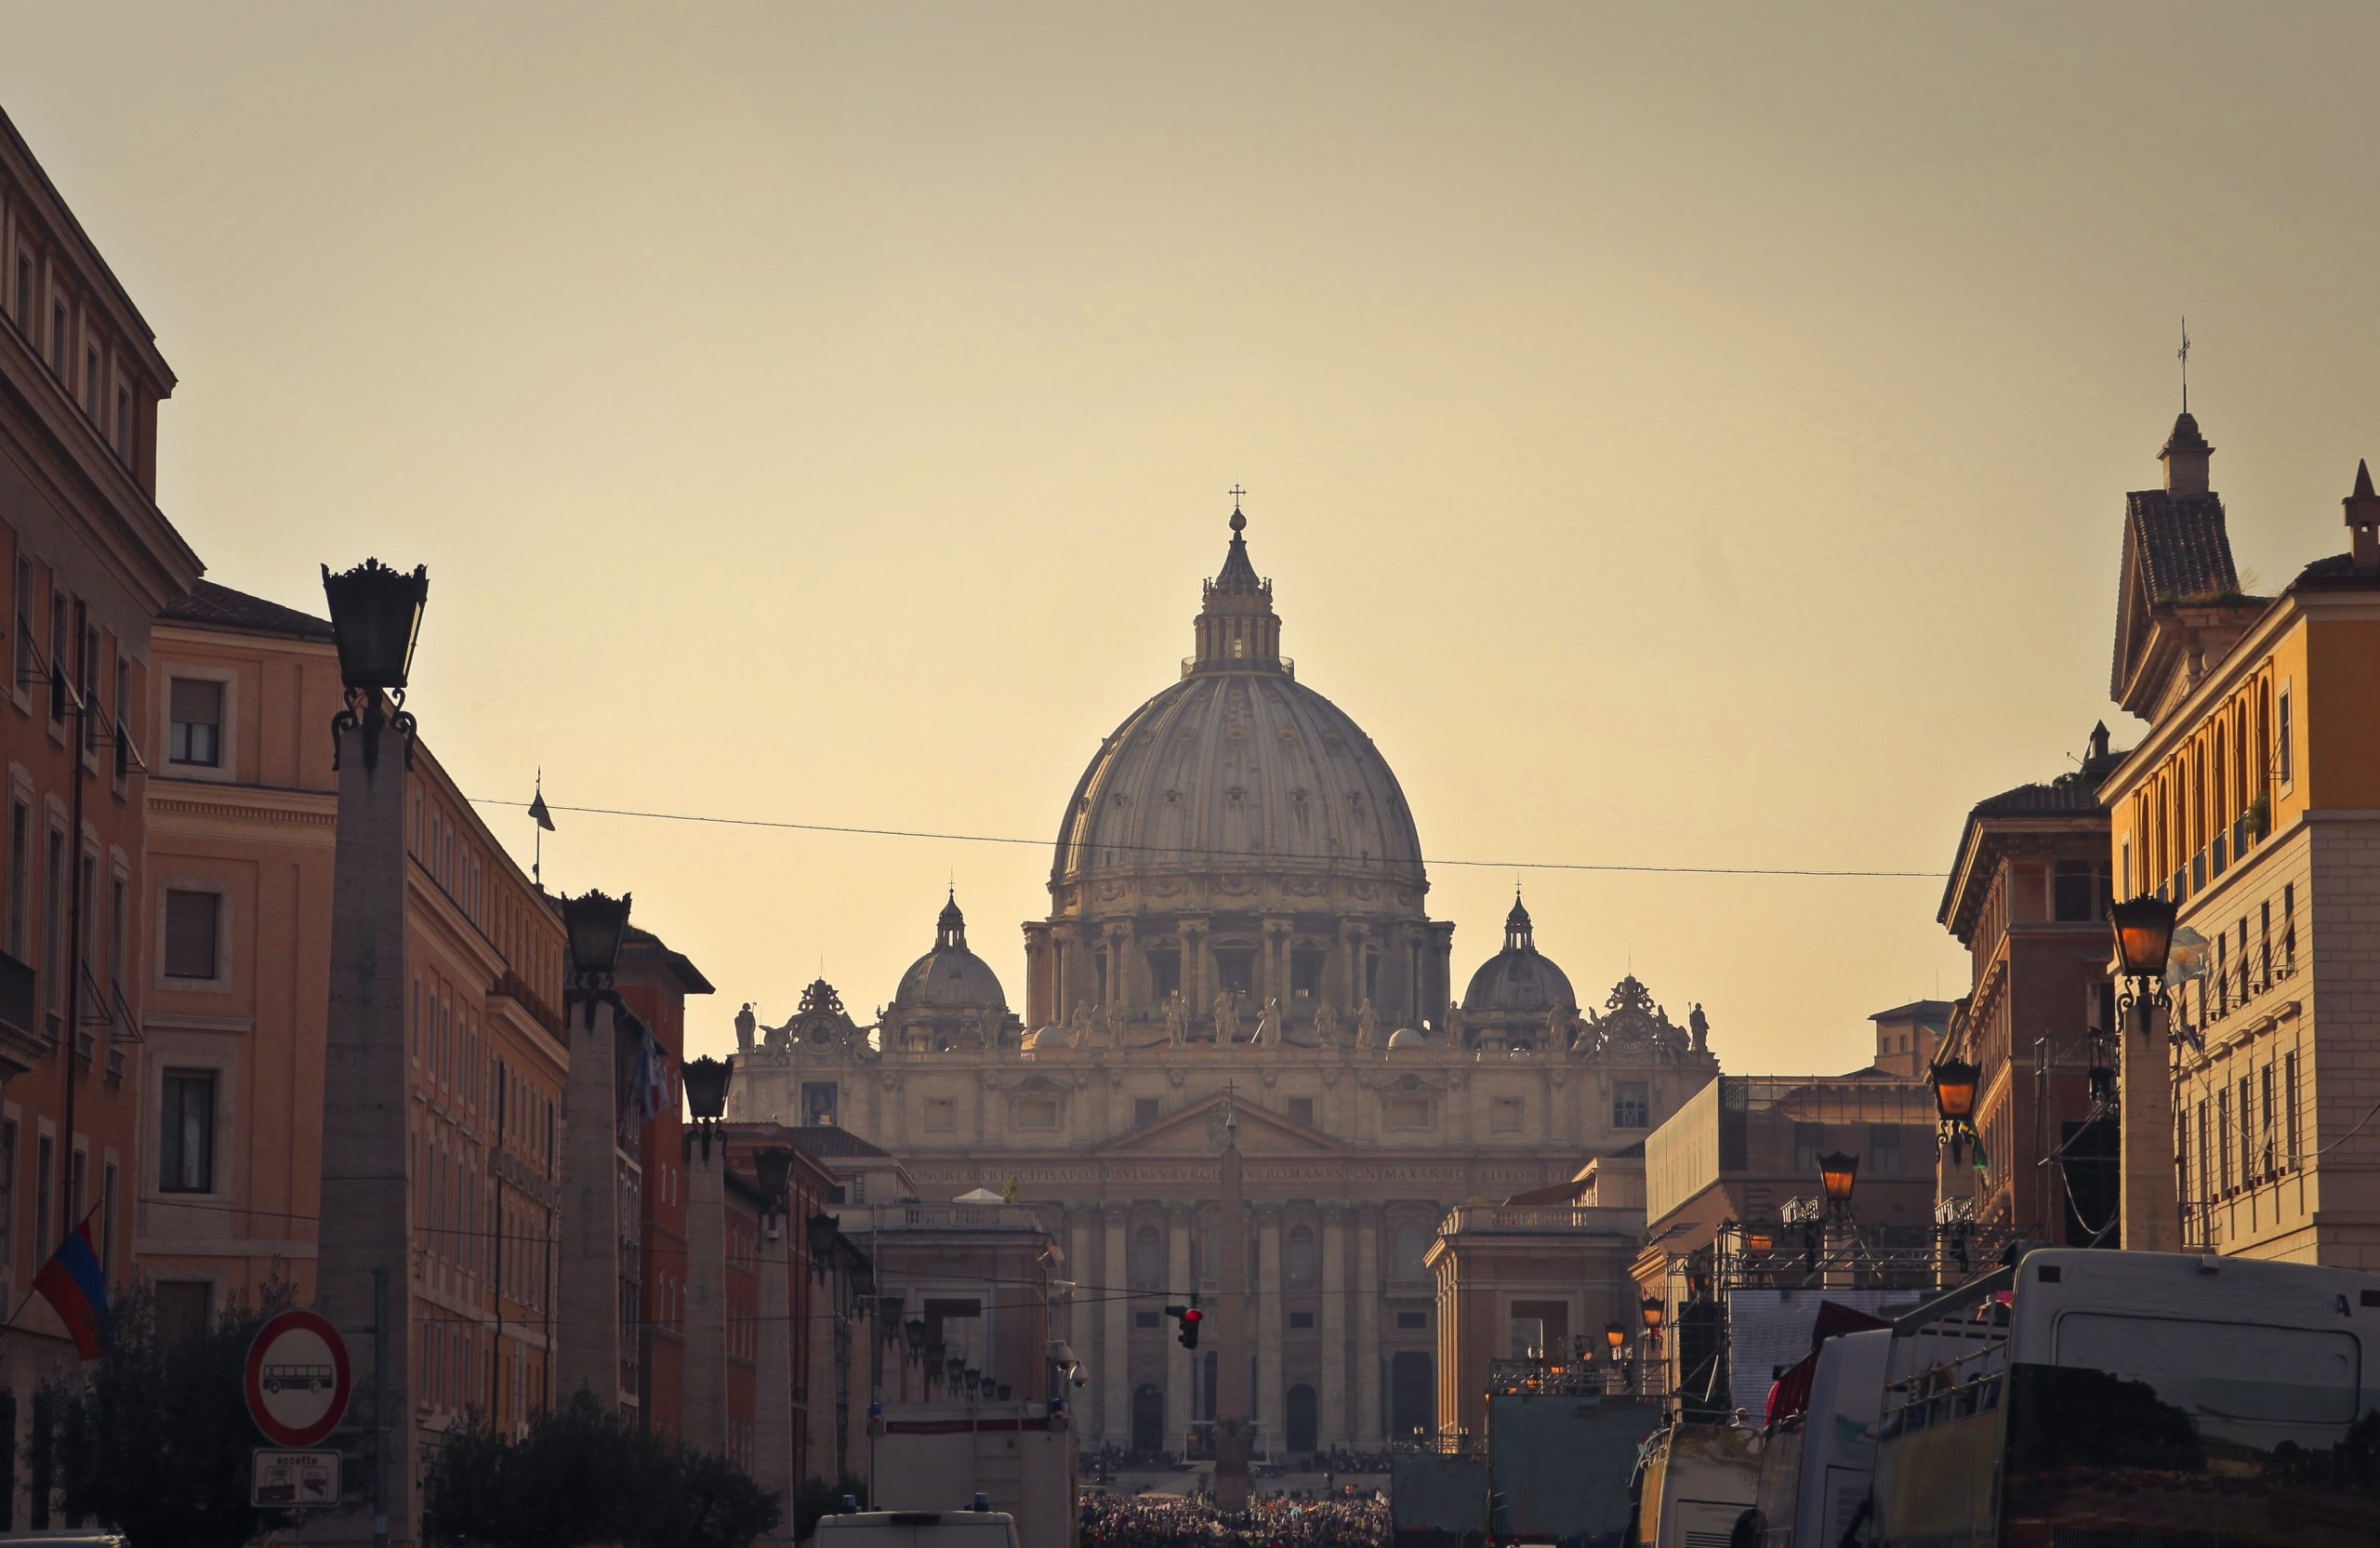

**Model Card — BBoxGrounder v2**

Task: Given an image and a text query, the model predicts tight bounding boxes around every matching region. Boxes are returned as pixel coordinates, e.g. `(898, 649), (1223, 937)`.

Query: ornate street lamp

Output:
(2109, 893), (2180, 983)
(1603, 1321), (1625, 1360)
(1639, 1296), (1664, 1337)
(904, 1317), (929, 1357)
(681, 1054), (731, 1158)
(1745, 1228), (1774, 1254)
(945, 1356), (965, 1390)
(1818, 1152), (1859, 1217)
(755, 1147), (794, 1220)
(808, 1211), (840, 1284)
(562, 889), (632, 995)
(320, 558), (428, 769)
(1931, 1058), (1981, 1164)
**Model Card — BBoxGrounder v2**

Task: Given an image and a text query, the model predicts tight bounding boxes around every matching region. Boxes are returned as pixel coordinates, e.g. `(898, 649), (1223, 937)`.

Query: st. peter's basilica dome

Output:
(1051, 509), (1424, 894)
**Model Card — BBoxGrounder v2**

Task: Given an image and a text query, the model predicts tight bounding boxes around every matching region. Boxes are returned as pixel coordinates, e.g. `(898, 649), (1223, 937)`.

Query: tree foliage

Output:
(423, 1388), (780, 1548)
(36, 1275), (300, 1548)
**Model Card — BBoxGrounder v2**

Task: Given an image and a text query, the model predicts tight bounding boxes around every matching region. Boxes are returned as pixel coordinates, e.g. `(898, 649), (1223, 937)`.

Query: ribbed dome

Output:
(1461, 893), (1577, 1014)
(1051, 506), (1425, 893)
(1052, 673), (1424, 888)
(894, 892), (1008, 1011)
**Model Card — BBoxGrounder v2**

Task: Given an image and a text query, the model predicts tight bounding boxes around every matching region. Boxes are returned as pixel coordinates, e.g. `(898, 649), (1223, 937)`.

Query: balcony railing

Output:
(1438, 1205), (1630, 1235)
(858, 1202), (1039, 1233)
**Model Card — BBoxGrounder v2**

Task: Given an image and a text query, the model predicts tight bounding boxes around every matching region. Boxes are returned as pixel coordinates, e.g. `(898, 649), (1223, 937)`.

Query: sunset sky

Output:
(10, 3), (2380, 1073)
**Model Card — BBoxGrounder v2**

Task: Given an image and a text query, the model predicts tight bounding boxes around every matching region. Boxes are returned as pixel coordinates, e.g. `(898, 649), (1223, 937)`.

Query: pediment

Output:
(1098, 1092), (1346, 1156)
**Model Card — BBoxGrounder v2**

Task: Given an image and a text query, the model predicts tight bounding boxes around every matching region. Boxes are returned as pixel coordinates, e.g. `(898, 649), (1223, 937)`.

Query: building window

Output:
(1613, 1082), (1649, 1129)
(1130, 1225), (1162, 1290)
(1286, 1224), (1317, 1288)
(2052, 862), (2097, 922)
(1385, 1095), (1431, 1129)
(82, 343), (98, 417)
(1393, 1224), (1429, 1280)
(11, 555), (30, 693)
(800, 1081), (839, 1127)
(924, 1098), (955, 1132)
(155, 1279), (211, 1345)
(2197, 1100), (2210, 1202)
(163, 889), (220, 980)
(2259, 1065), (2276, 1179)
(2217, 1087), (2232, 1193)
(161, 1068), (216, 1192)
(1491, 1096), (1522, 1132)
(113, 385), (131, 458)
(42, 828), (64, 1013)
(2283, 883), (2296, 970)
(2285, 1052), (2300, 1166)
(168, 678), (223, 767)
(2239, 1076), (2255, 1184)
(1133, 1311), (1160, 1330)
(1132, 1097), (1159, 1127)
(1287, 1096), (1316, 1127)
(1145, 947), (1180, 1002)
(33, 1134), (50, 1251)
(0, 1118), (13, 1272)
(1792, 1121), (1823, 1175)
(2278, 691), (2294, 785)
(1870, 1124), (1903, 1175)
(1288, 1311), (1316, 1330)
(1014, 1096), (1059, 1130)
(48, 299), (65, 373)
(1397, 1310), (1427, 1330)
(6, 799), (26, 960)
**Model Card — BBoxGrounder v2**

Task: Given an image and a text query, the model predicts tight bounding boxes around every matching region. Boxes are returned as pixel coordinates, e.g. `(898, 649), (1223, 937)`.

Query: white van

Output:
(1740, 1328), (1890, 1545)
(815, 1505), (1023, 1548)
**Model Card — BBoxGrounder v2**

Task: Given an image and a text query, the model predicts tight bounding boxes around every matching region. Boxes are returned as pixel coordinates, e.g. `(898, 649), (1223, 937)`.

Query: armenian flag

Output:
(33, 1213), (109, 1361)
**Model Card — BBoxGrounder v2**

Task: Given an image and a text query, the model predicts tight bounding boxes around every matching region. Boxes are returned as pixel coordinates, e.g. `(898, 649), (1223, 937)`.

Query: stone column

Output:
(1320, 1205), (1349, 1448)
(311, 704), (417, 1546)
(1355, 1207), (1382, 1443)
(1257, 1204), (1285, 1454)
(1069, 1208), (1097, 1351)
(2122, 994), (2181, 1251)
(1165, 1203), (1193, 1452)
(682, 1132), (729, 1455)
(1103, 1203), (1131, 1444)
(755, 1218), (795, 1545)
(559, 995), (623, 1406)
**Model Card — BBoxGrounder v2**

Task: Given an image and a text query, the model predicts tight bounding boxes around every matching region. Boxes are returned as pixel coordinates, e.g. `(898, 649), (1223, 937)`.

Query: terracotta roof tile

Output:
(159, 579), (334, 642)
(2124, 490), (2241, 604)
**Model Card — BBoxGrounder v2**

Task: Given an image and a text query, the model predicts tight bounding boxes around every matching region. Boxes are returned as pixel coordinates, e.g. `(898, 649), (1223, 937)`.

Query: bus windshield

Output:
(2003, 1311), (2380, 1547)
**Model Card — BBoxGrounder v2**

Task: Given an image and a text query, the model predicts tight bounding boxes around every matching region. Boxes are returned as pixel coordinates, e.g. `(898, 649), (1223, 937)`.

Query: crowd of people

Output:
(1080, 1489), (1390, 1548)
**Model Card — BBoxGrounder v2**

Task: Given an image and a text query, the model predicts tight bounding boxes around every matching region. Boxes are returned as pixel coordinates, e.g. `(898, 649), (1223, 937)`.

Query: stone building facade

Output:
(2101, 421), (2380, 1267)
(730, 507), (1721, 1458)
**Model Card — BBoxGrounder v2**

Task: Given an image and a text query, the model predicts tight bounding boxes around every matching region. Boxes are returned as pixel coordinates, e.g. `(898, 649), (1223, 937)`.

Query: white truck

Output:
(1738, 1328), (1889, 1546)
(867, 1400), (1079, 1548)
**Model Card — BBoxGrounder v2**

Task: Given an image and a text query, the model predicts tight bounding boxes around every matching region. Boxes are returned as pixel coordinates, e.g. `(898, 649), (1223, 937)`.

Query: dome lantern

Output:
(1193, 496), (1284, 671)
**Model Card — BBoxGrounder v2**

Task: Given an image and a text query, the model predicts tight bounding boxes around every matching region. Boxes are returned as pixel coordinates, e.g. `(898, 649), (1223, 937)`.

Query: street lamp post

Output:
(1603, 1321), (1625, 1396)
(683, 1052), (735, 1458)
(753, 1146), (799, 1546)
(1638, 1296), (1664, 1397)
(314, 558), (428, 1548)
(2109, 893), (2183, 1252)
(557, 887), (633, 1406)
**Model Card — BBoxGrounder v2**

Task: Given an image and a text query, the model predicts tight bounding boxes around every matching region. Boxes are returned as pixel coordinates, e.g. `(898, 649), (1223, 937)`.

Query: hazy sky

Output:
(11, 4), (2380, 1074)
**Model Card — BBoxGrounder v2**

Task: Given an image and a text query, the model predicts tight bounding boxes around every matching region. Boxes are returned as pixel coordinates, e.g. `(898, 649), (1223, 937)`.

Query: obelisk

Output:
(1213, 1089), (1252, 1512)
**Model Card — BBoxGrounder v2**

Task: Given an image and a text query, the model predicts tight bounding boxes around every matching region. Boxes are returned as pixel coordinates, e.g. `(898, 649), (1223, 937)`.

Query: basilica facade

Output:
(728, 506), (1720, 1456)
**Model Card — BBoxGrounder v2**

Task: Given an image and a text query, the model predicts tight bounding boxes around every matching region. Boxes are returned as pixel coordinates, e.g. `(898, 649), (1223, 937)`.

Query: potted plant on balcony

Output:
(2244, 793), (2271, 841)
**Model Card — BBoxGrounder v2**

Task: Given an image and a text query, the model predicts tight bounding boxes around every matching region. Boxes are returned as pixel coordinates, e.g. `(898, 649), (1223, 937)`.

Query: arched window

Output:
(1286, 1224), (1317, 1288)
(1393, 1222), (1430, 1281)
(1130, 1224), (1163, 1290)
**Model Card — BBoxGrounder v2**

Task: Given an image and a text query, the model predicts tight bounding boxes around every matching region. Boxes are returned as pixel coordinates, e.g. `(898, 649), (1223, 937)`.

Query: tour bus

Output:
(1739, 1328), (1890, 1546)
(1870, 1248), (2380, 1547)
(1632, 1421), (1761, 1548)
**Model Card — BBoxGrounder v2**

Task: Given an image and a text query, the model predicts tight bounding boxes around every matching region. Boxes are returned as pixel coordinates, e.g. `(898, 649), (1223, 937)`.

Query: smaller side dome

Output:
(1385, 1026), (1426, 1050)
(1026, 1025), (1069, 1052)
(1461, 891), (1579, 1015)
(893, 890), (1009, 1012)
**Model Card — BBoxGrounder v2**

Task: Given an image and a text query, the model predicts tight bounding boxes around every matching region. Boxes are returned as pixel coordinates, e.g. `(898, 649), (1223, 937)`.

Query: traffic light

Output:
(1165, 1302), (1203, 1349)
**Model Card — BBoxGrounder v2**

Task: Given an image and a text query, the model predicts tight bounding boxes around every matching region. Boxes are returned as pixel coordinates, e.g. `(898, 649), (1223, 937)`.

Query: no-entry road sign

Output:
(244, 1309), (352, 1449)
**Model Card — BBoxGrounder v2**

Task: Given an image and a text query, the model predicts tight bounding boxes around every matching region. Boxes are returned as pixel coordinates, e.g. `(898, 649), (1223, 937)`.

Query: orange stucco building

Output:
(2100, 418), (2380, 1267)
(136, 579), (572, 1488)
(0, 105), (203, 1527)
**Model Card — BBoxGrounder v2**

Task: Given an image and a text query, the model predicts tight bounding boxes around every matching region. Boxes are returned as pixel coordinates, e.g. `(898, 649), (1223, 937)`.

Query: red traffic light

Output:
(1181, 1308), (1202, 1328)
(1165, 1303), (1203, 1349)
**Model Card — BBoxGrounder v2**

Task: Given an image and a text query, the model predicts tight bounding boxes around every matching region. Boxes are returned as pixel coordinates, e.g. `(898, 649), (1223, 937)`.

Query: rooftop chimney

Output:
(2346, 458), (2380, 574)
(2161, 413), (2213, 498)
